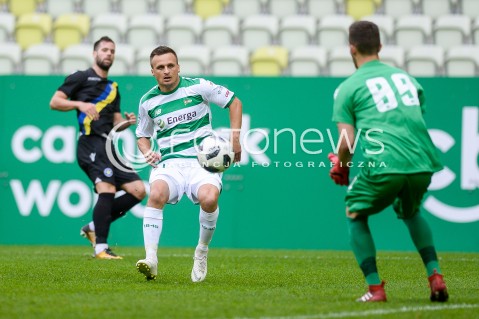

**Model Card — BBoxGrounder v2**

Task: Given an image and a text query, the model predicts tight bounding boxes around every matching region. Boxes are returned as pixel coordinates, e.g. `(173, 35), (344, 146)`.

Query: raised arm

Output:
(228, 97), (242, 162)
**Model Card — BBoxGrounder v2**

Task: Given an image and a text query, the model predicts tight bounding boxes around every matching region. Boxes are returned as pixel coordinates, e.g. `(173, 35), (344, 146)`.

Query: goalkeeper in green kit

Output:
(328, 20), (449, 302)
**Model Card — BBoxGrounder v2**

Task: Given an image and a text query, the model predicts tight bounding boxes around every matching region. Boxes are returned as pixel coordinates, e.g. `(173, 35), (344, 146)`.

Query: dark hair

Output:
(93, 36), (115, 51)
(150, 46), (178, 64)
(349, 21), (381, 55)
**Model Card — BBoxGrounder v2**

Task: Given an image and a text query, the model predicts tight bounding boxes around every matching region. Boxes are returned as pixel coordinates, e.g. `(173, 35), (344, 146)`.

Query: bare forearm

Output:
(49, 96), (80, 111)
(229, 98), (242, 141)
(137, 137), (152, 155)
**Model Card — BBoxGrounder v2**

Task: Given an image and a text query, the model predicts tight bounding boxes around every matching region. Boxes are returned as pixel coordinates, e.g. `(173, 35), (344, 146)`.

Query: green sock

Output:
(403, 213), (441, 276)
(348, 217), (381, 285)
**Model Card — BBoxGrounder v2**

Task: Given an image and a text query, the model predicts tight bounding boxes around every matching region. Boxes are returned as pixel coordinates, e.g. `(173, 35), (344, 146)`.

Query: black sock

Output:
(111, 193), (141, 222)
(93, 193), (115, 244)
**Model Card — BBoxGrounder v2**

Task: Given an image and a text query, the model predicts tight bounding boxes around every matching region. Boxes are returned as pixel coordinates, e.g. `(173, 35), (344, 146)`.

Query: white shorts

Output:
(149, 158), (222, 204)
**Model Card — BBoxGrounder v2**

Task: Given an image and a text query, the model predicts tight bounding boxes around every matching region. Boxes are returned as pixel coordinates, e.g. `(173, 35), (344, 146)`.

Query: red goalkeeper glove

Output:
(328, 153), (350, 186)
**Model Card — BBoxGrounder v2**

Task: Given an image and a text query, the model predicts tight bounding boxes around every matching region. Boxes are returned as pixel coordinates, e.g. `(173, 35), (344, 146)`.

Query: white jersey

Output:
(136, 77), (235, 162)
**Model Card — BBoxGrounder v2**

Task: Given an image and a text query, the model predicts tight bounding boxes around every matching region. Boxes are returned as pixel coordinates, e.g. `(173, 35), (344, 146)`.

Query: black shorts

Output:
(77, 135), (141, 190)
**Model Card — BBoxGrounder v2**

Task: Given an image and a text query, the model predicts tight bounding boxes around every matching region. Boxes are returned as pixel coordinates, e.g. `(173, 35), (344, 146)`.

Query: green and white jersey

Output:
(332, 60), (443, 175)
(136, 77), (235, 162)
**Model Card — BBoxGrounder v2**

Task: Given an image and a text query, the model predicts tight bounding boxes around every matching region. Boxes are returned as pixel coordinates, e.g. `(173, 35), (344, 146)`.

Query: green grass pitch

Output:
(0, 246), (477, 319)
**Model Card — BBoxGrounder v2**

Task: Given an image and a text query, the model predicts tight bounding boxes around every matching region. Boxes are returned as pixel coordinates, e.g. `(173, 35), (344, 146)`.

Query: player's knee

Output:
(346, 207), (359, 219)
(148, 188), (168, 208)
(131, 182), (147, 200)
(198, 188), (219, 211)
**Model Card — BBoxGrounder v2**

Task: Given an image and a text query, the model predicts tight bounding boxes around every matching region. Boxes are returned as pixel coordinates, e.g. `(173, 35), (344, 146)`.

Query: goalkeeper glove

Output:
(328, 153), (350, 186)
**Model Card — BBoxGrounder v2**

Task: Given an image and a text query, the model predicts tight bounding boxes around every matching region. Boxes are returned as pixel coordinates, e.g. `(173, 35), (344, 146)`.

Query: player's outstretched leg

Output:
(80, 222), (96, 247)
(356, 281), (387, 302)
(191, 207), (219, 282)
(138, 207), (163, 280)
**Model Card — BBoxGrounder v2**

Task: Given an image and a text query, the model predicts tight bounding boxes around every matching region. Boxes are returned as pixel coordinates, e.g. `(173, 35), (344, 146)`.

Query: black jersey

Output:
(58, 68), (121, 136)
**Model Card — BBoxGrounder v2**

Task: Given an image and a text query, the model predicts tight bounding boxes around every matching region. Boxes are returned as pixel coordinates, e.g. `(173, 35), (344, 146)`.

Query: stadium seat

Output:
(433, 15), (471, 50)
(202, 14), (239, 49)
(461, 0), (479, 18)
(126, 14), (164, 50)
(0, 12), (15, 42)
(381, 0), (417, 18)
(156, 0), (191, 16)
(177, 45), (210, 76)
(210, 45), (249, 75)
(15, 13), (53, 50)
(53, 14), (90, 50)
(118, 0), (152, 17)
(394, 15), (432, 50)
(90, 13), (127, 44)
(59, 43), (92, 74)
(109, 43), (135, 75)
(316, 14), (354, 50)
(45, 0), (79, 18)
(445, 45), (479, 77)
(135, 46), (156, 75)
(8, 0), (38, 17)
(22, 43), (60, 74)
(345, 0), (381, 21)
(379, 45), (405, 68)
(0, 42), (21, 74)
(165, 14), (202, 49)
(473, 18), (479, 45)
(250, 45), (288, 76)
(328, 46), (356, 76)
(193, 0), (226, 19)
(230, 0), (264, 18)
(420, 0), (453, 18)
(241, 15), (279, 51)
(362, 14), (394, 44)
(82, 0), (113, 18)
(278, 15), (316, 50)
(306, 0), (339, 18)
(406, 45), (444, 76)
(269, 0), (301, 18)
(289, 45), (327, 76)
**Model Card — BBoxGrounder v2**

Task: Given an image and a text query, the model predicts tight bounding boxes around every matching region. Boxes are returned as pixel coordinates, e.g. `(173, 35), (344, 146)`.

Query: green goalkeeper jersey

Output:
(332, 60), (443, 175)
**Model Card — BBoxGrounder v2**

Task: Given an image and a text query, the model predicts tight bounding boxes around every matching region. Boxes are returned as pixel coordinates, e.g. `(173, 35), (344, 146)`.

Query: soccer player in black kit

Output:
(50, 36), (146, 259)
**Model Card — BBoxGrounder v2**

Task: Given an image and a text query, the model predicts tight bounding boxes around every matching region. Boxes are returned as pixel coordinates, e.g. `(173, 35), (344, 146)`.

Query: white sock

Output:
(196, 207), (219, 258)
(95, 243), (108, 255)
(89, 221), (95, 232)
(143, 207), (163, 262)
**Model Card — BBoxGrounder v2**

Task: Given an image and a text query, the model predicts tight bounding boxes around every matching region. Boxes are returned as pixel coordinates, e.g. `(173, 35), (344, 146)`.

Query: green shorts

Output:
(346, 170), (432, 219)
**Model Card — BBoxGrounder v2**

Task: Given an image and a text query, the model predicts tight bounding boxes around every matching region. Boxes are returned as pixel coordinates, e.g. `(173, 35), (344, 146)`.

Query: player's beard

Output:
(96, 57), (112, 71)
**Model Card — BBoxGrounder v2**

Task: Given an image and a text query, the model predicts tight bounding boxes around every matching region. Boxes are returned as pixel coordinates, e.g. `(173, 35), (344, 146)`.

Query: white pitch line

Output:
(234, 304), (479, 319)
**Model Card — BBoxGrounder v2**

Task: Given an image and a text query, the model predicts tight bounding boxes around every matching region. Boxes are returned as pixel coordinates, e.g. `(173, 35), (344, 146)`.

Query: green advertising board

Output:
(0, 75), (478, 252)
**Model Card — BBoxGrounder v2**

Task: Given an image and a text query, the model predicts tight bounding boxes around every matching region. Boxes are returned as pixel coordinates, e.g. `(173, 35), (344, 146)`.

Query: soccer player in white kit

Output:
(135, 46), (242, 282)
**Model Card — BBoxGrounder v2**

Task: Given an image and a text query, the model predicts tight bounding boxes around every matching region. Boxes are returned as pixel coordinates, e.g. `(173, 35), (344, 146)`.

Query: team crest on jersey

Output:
(154, 108), (162, 117)
(103, 168), (113, 177)
(183, 98), (192, 106)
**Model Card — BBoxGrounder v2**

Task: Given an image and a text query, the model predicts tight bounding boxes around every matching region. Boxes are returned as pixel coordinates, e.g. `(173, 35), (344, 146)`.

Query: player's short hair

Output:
(150, 46), (178, 64)
(349, 21), (380, 55)
(93, 36), (115, 51)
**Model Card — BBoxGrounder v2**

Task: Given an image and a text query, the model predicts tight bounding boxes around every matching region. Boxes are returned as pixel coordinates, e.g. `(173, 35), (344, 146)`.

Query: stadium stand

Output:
(117, 0), (152, 17)
(156, 0), (192, 16)
(22, 43), (60, 74)
(230, 0), (265, 18)
(461, 0), (479, 18)
(82, 0), (112, 18)
(45, 0), (79, 18)
(109, 43), (135, 74)
(241, 14), (279, 51)
(445, 45), (479, 77)
(433, 15), (471, 50)
(306, 0), (341, 18)
(289, 45), (327, 76)
(473, 17), (479, 45)
(278, 15), (316, 50)
(165, 13), (202, 49)
(202, 14), (240, 49)
(8, 0), (39, 17)
(210, 45), (250, 75)
(328, 46), (356, 76)
(362, 14), (394, 44)
(268, 0), (302, 18)
(59, 43), (92, 74)
(345, 0), (381, 20)
(15, 13), (52, 50)
(381, 0), (418, 18)
(420, 0), (456, 18)
(134, 46), (156, 75)
(0, 12), (15, 42)
(316, 14), (354, 50)
(250, 45), (288, 76)
(126, 14), (164, 50)
(177, 44), (211, 76)
(0, 42), (21, 74)
(406, 45), (444, 76)
(53, 13), (90, 50)
(379, 45), (405, 68)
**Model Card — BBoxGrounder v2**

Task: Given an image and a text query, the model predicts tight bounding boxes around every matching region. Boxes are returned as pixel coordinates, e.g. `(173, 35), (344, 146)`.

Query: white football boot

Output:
(191, 255), (208, 282)
(136, 258), (158, 281)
